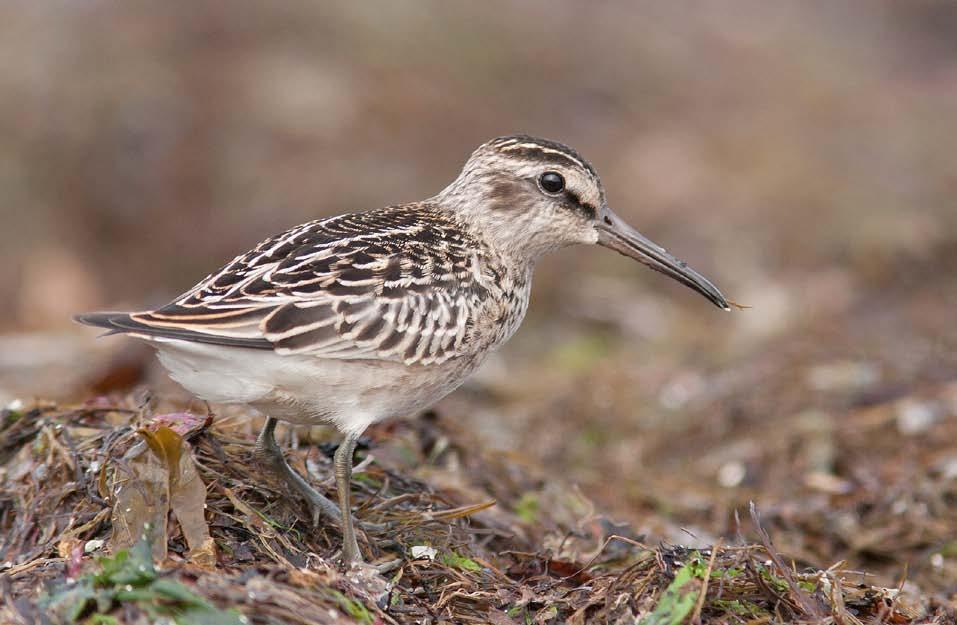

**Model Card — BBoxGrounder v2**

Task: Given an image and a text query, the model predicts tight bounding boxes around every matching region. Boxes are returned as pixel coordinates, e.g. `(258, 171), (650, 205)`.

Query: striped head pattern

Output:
(438, 135), (607, 260)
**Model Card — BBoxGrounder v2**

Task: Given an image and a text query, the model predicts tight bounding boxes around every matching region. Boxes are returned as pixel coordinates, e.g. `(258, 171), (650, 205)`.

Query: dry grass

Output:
(2, 399), (952, 624)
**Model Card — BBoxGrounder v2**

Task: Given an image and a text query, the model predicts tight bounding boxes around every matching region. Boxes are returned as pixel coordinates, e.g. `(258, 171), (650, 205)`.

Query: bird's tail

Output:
(74, 310), (273, 349)
(73, 311), (141, 335)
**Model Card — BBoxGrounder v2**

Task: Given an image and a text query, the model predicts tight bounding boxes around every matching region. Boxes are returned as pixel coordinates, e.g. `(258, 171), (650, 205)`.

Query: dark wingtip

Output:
(74, 309), (274, 350)
(73, 311), (131, 329)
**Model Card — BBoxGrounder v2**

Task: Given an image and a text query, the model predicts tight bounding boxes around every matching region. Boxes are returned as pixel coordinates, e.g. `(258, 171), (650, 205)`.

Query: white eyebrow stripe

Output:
(500, 143), (587, 171)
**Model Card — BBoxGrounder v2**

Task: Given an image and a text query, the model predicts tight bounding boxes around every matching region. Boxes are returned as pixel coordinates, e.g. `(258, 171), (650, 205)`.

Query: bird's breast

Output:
(463, 267), (533, 355)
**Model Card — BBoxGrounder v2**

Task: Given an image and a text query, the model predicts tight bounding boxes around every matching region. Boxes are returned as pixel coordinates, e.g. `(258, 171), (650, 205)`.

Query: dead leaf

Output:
(139, 426), (184, 484)
(97, 462), (110, 501)
(547, 559), (592, 584)
(110, 426), (214, 566)
(169, 434), (216, 567)
(110, 441), (169, 561)
(56, 537), (83, 560)
(426, 499), (496, 521)
(148, 412), (210, 437)
(487, 609), (516, 625)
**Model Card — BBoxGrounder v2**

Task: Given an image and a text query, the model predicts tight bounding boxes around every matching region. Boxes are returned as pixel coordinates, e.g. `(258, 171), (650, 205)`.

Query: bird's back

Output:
(77, 203), (530, 367)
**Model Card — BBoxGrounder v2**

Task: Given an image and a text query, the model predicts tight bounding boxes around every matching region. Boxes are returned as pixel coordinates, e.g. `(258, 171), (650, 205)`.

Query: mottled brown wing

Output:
(129, 206), (493, 365)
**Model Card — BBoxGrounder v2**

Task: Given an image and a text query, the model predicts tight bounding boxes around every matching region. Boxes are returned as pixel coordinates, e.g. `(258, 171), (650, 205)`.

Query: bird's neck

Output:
(434, 188), (561, 270)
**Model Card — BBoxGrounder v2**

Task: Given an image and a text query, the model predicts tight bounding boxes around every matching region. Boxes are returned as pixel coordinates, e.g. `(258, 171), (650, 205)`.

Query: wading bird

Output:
(77, 135), (729, 564)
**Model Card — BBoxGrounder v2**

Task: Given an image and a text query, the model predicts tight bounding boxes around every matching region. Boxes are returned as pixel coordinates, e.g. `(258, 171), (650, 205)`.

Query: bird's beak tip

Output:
(597, 208), (730, 311)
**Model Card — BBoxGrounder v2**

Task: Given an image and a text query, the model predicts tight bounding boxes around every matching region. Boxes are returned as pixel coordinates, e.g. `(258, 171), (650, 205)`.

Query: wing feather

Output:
(116, 205), (494, 365)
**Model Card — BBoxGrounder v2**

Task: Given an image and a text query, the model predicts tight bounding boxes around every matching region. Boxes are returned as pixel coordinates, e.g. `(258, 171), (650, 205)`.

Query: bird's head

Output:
(439, 134), (729, 310)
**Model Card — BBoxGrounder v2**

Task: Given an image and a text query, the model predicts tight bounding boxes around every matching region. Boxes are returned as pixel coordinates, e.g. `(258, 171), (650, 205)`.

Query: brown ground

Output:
(1, 2), (956, 623)
(2, 243), (956, 622)
(1, 379), (954, 624)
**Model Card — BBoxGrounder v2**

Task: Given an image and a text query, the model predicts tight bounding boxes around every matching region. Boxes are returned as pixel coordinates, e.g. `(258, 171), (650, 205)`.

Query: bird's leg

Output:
(253, 417), (341, 525)
(334, 431), (362, 564)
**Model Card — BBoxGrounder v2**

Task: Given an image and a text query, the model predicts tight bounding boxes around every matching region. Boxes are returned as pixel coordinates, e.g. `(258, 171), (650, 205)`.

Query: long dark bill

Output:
(597, 208), (730, 310)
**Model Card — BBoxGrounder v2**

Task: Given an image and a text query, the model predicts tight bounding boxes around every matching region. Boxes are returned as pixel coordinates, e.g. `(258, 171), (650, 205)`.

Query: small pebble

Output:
(804, 471), (852, 495)
(938, 457), (957, 480)
(896, 400), (937, 435)
(658, 372), (704, 410)
(806, 361), (879, 392)
(410, 545), (437, 561)
(83, 539), (105, 553)
(717, 461), (746, 488)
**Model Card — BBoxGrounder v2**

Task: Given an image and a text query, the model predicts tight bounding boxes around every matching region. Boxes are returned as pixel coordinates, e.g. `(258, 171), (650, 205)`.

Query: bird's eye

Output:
(538, 171), (565, 195)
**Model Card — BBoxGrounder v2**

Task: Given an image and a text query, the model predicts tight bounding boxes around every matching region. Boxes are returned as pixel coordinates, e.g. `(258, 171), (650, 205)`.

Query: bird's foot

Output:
(340, 534), (363, 566)
(358, 519), (390, 532)
(252, 429), (342, 523)
(342, 557), (402, 576)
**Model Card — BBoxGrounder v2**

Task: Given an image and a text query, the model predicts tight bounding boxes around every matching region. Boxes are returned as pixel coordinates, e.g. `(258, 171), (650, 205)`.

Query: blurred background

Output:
(1, 0), (956, 594)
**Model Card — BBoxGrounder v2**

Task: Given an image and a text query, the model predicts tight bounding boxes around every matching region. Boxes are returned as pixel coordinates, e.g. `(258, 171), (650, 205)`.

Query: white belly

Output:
(151, 337), (478, 436)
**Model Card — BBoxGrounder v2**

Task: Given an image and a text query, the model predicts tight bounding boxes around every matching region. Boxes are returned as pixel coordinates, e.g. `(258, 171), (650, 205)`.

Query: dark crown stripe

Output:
(490, 134), (597, 177)
(500, 146), (588, 173)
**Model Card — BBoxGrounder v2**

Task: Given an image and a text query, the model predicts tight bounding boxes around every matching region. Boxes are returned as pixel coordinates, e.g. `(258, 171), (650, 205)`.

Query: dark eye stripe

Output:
(564, 190), (596, 218)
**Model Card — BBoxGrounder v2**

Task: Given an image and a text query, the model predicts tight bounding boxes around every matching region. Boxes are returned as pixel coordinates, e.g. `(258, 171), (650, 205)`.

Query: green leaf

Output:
(94, 539), (156, 588)
(326, 590), (373, 624)
(713, 599), (767, 618)
(756, 563), (790, 594)
(62, 581), (100, 622)
(514, 493), (539, 524)
(639, 564), (700, 625)
(536, 605), (558, 621)
(113, 588), (163, 602)
(173, 606), (248, 625)
(439, 551), (482, 572)
(39, 535), (245, 625)
(552, 334), (612, 372)
(150, 578), (210, 606)
(1, 408), (22, 427)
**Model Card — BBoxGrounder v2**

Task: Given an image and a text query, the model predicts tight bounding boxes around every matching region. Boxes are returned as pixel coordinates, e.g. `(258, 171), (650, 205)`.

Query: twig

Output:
(750, 501), (825, 620)
(691, 544), (719, 625)
(558, 533), (650, 584)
